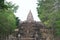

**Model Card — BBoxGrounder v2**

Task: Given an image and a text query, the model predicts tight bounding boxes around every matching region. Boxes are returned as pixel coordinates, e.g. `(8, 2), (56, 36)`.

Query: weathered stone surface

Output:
(9, 10), (53, 40)
(17, 11), (53, 40)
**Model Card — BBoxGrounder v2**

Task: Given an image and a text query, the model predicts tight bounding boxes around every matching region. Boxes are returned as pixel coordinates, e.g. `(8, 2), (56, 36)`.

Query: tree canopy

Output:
(37, 0), (60, 36)
(0, 0), (18, 36)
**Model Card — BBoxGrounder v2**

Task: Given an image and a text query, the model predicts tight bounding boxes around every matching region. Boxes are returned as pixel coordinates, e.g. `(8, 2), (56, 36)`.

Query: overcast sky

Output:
(6, 0), (40, 21)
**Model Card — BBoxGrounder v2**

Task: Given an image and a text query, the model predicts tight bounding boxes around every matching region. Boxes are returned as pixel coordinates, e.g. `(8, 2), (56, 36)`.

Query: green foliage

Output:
(16, 17), (20, 26)
(0, 1), (18, 36)
(4, 2), (19, 12)
(37, 0), (60, 36)
(0, 10), (16, 35)
(0, 0), (4, 9)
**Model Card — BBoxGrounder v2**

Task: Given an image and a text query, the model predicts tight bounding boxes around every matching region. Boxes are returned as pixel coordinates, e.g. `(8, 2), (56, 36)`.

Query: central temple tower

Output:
(27, 10), (34, 22)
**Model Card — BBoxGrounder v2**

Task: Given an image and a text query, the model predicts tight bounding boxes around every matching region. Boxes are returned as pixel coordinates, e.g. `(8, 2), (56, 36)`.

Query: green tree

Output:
(0, 1), (18, 39)
(37, 0), (60, 37)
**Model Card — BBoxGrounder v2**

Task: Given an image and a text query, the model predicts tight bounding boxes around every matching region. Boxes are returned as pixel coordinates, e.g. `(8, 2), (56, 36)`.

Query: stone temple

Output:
(9, 10), (53, 40)
(16, 10), (53, 40)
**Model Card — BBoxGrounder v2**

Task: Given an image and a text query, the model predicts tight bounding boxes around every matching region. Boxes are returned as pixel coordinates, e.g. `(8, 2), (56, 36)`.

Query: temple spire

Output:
(27, 10), (34, 22)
